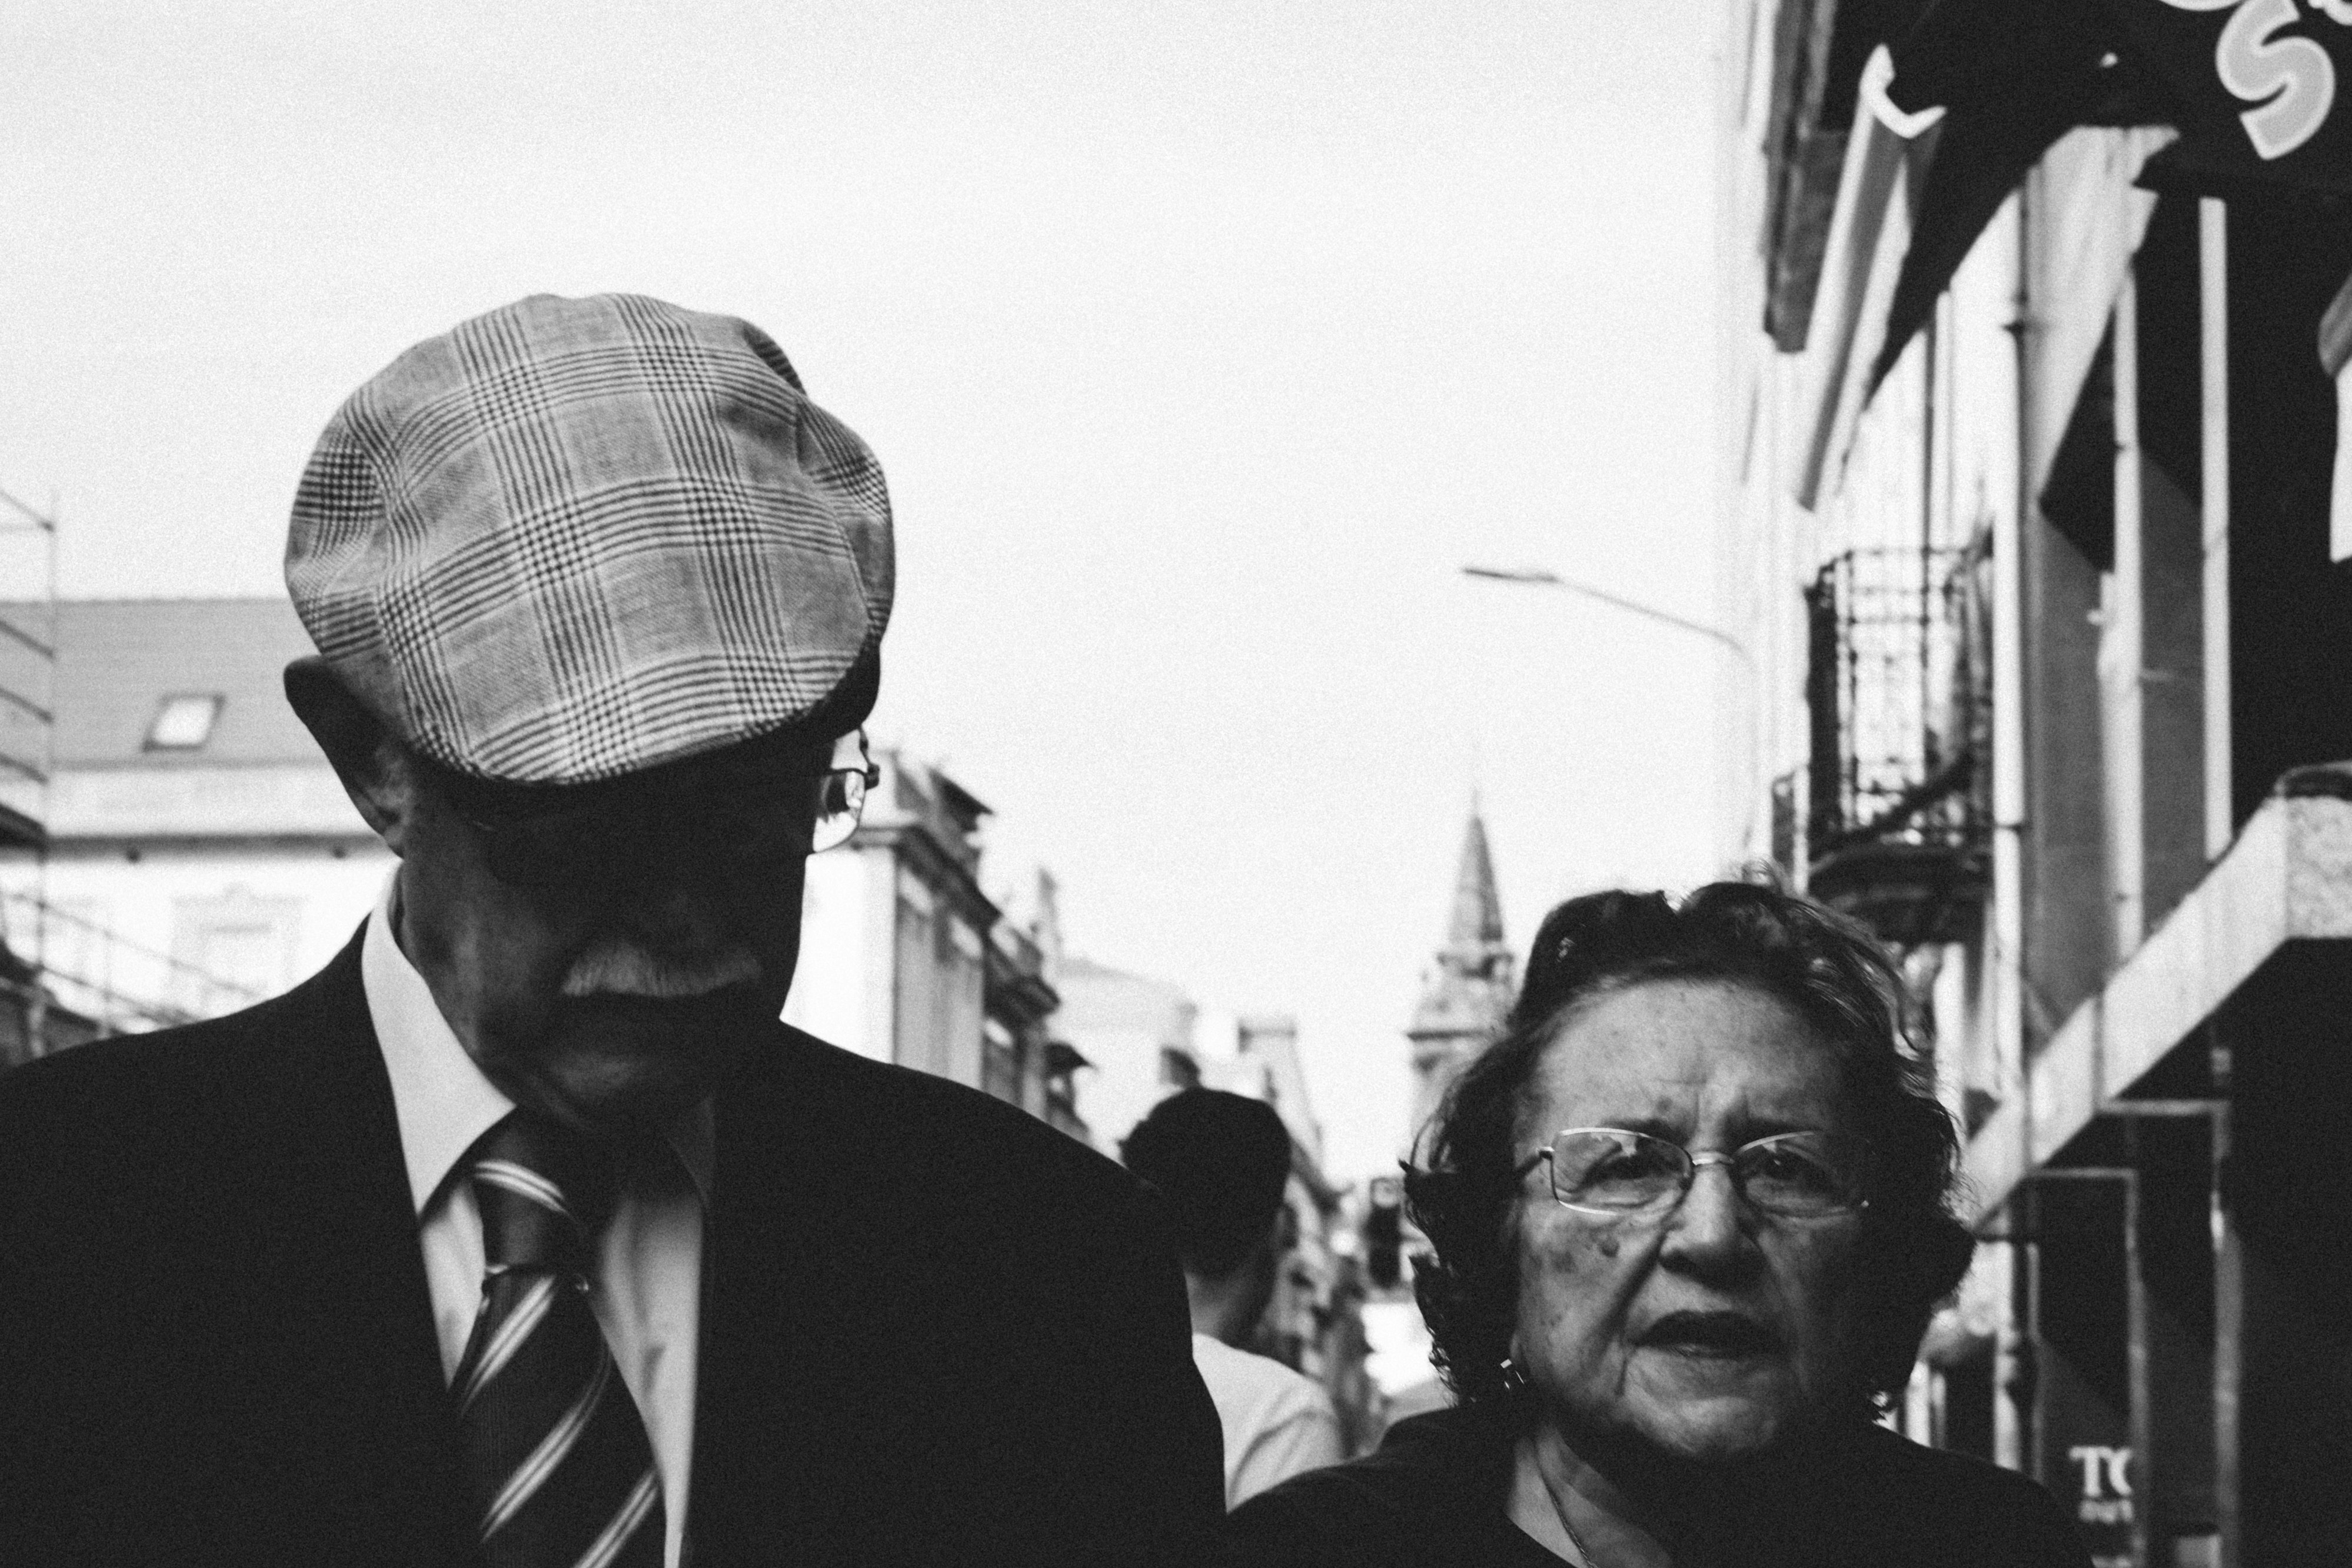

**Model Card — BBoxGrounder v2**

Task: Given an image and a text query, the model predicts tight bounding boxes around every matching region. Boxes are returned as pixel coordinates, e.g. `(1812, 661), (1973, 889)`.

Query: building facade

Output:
(1718, 5), (2352, 1563)
(1049, 951), (1202, 1155)
(0, 599), (392, 1036)
(780, 744), (1077, 1121)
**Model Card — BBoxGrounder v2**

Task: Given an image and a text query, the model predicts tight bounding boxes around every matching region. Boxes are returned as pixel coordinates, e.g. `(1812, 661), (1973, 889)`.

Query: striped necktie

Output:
(451, 1113), (665, 1568)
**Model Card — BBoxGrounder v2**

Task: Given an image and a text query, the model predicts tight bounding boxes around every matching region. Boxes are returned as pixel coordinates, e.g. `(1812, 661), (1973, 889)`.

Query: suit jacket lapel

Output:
(235, 933), (476, 1565)
(689, 1030), (905, 1567)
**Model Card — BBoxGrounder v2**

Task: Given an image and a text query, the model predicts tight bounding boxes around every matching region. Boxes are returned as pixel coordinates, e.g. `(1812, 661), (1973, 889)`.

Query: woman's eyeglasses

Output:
(1516, 1127), (1874, 1220)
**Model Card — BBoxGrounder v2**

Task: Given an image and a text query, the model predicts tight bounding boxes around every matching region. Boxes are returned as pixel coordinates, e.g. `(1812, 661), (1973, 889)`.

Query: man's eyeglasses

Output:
(440, 730), (881, 888)
(1515, 1127), (1874, 1220)
(807, 747), (879, 854)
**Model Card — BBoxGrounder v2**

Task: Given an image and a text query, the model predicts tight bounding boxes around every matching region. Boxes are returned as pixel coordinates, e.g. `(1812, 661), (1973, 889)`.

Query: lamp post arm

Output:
(1461, 565), (1753, 668)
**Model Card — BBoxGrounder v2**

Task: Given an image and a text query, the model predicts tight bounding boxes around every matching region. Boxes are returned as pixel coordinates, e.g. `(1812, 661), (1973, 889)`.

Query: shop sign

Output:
(2047, 1405), (2138, 1566)
(2099, 0), (2352, 191)
(2068, 1443), (2136, 1526)
(2027, 1174), (2140, 1568)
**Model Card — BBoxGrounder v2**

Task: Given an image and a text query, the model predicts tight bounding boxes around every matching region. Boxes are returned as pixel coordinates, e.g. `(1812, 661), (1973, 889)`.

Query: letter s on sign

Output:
(2217, 0), (2336, 158)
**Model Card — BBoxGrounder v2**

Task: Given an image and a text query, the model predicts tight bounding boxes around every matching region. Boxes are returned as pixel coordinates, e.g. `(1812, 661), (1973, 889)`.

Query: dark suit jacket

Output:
(0, 933), (1225, 1567)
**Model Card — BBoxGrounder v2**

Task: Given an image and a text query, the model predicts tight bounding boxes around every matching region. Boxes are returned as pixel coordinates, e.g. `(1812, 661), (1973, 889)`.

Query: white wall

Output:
(784, 844), (886, 1059)
(1055, 967), (1199, 1156)
(1, 842), (392, 1026)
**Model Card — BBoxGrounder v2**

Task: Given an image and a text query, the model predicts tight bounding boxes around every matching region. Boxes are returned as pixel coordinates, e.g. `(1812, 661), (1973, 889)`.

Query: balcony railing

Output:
(0, 891), (264, 1041)
(1799, 544), (1992, 947)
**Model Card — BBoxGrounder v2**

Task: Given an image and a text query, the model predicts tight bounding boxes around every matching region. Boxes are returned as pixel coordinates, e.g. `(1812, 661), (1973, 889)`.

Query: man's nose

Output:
(619, 870), (738, 951)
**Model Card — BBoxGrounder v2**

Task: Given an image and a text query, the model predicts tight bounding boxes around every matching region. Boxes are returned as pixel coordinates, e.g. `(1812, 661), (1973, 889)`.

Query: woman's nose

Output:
(1659, 1161), (1751, 1270)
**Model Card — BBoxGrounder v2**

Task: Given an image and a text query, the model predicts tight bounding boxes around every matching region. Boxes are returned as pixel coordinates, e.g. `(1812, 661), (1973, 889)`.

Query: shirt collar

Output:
(361, 870), (715, 1216)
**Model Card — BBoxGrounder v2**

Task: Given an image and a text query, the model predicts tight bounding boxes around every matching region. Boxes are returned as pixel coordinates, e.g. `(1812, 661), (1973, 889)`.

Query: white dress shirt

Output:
(363, 877), (709, 1568)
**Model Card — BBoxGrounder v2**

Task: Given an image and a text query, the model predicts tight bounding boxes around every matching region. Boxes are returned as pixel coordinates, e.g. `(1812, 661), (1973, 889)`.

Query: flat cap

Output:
(285, 292), (893, 785)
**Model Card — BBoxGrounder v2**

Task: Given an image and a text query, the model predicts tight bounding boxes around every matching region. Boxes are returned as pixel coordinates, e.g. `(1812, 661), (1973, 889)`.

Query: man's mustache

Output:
(560, 939), (763, 1000)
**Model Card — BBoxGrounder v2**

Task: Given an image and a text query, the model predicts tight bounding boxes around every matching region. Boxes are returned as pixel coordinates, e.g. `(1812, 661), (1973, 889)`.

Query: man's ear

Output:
(284, 656), (421, 854)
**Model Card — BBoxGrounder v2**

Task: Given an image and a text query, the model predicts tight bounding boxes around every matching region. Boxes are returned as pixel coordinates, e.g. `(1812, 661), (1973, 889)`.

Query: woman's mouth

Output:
(1636, 1310), (1781, 1358)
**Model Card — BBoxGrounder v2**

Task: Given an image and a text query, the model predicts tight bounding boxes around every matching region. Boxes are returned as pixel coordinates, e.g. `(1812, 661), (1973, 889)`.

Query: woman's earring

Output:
(1499, 1356), (1531, 1394)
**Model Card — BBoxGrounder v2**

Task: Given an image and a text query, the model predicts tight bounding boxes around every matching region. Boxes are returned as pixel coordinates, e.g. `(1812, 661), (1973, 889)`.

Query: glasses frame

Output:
(1515, 1126), (1875, 1220)
(807, 737), (881, 855)
(440, 728), (881, 888)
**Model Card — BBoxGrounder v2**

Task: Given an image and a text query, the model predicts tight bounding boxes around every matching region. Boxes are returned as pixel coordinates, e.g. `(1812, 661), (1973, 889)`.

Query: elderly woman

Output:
(1229, 883), (2085, 1567)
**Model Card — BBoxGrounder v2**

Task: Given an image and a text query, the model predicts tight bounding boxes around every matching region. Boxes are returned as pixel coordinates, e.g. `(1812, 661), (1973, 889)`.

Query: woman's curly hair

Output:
(1403, 881), (1974, 1419)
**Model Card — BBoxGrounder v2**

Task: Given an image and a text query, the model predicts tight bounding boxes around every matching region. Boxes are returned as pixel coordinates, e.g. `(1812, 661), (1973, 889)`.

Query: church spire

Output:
(1405, 800), (1519, 1142)
(1444, 810), (1505, 956)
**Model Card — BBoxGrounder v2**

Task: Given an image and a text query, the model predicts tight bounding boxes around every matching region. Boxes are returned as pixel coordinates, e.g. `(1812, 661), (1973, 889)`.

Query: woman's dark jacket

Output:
(1226, 1402), (2090, 1568)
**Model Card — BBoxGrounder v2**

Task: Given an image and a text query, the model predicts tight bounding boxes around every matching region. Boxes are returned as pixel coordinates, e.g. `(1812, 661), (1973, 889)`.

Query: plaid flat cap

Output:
(285, 292), (893, 785)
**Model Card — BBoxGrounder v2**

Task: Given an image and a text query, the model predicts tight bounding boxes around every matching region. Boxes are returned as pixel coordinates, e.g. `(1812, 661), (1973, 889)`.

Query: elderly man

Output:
(0, 295), (1222, 1567)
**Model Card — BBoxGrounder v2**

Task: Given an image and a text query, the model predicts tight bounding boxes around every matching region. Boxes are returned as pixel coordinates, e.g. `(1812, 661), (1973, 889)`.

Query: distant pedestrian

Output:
(0, 292), (1222, 1567)
(1125, 1087), (1348, 1508)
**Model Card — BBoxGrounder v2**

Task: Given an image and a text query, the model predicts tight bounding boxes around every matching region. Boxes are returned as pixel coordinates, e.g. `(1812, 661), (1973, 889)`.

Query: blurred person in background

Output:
(0, 293), (1220, 1568)
(1227, 883), (2085, 1567)
(1125, 1087), (1347, 1508)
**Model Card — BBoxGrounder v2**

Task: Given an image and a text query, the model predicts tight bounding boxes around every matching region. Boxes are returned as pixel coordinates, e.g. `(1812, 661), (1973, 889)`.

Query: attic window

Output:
(146, 694), (224, 751)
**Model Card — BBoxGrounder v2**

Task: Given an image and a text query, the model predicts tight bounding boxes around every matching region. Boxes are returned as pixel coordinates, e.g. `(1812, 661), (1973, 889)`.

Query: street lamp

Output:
(1462, 562), (1762, 858)
(1459, 565), (1752, 669)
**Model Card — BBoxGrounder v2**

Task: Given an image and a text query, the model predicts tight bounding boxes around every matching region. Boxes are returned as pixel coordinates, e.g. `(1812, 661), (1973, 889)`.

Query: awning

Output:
(2093, 0), (2352, 198)
(1871, 0), (2175, 393)
(1962, 780), (2352, 1223)
(1868, 0), (2352, 396)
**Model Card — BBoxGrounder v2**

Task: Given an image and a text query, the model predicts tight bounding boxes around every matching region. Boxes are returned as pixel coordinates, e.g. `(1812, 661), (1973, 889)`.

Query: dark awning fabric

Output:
(1868, 0), (2175, 392)
(2095, 0), (2352, 199)
(1868, 0), (2352, 392)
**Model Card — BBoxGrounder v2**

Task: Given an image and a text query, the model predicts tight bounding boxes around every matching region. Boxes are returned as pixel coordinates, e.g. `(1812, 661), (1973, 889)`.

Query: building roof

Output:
(0, 598), (325, 770)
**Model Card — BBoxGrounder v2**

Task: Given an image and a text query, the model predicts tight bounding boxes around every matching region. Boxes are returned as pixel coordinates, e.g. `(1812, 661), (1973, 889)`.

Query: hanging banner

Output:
(2096, 0), (2352, 192)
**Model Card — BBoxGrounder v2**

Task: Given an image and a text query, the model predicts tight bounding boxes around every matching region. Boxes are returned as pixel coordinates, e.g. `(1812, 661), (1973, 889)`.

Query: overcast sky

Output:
(5, 1), (1725, 1179)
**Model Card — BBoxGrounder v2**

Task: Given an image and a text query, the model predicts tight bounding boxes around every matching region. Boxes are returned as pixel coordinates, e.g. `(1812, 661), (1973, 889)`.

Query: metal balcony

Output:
(1801, 544), (1992, 948)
